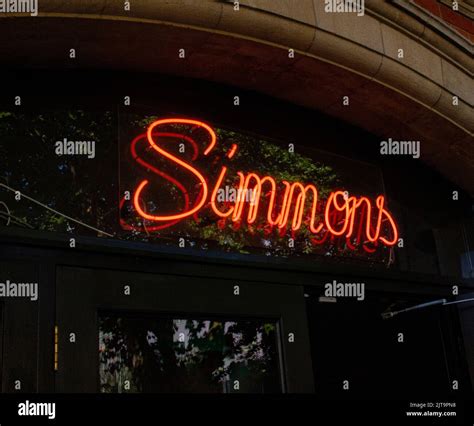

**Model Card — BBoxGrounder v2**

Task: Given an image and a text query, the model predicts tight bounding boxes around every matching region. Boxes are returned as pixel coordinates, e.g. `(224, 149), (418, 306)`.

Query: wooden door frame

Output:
(55, 265), (314, 393)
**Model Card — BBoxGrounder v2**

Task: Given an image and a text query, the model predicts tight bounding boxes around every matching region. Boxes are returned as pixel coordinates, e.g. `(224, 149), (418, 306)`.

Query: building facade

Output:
(0, 0), (473, 398)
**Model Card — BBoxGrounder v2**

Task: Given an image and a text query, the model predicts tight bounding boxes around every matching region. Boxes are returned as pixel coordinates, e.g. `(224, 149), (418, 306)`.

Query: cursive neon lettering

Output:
(129, 119), (399, 248)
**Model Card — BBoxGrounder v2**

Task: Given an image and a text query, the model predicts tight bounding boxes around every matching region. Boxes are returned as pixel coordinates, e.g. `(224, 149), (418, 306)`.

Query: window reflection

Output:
(99, 314), (281, 393)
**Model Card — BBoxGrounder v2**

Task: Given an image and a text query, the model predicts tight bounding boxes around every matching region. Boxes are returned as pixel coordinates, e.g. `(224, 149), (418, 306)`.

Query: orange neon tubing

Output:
(122, 132), (197, 231)
(279, 182), (303, 230)
(342, 196), (358, 238)
(286, 183), (323, 233)
(210, 166), (239, 218)
(212, 174), (326, 233)
(248, 175), (278, 225)
(231, 172), (250, 222)
(276, 181), (291, 228)
(131, 132), (192, 205)
(325, 191), (350, 236)
(352, 197), (383, 243)
(130, 132), (190, 228)
(242, 174), (274, 224)
(148, 118), (216, 155)
(227, 144), (238, 158)
(133, 119), (215, 222)
(129, 119), (399, 249)
(346, 201), (365, 250)
(343, 194), (398, 246)
(351, 195), (398, 246)
(224, 173), (285, 226)
(377, 196), (399, 246)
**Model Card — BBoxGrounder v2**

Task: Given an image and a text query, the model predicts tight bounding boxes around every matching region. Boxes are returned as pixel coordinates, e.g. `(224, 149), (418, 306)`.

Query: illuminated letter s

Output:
(133, 118), (217, 222)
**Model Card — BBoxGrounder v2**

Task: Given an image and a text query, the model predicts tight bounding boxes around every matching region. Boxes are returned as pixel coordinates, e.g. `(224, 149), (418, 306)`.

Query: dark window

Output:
(98, 313), (281, 393)
(305, 291), (472, 398)
(0, 108), (394, 265)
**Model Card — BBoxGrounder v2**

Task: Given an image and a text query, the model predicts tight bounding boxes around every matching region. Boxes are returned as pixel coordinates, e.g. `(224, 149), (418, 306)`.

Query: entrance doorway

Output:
(55, 265), (313, 393)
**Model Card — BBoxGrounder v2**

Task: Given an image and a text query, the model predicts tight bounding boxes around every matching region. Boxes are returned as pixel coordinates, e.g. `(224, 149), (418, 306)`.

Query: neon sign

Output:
(122, 118), (399, 249)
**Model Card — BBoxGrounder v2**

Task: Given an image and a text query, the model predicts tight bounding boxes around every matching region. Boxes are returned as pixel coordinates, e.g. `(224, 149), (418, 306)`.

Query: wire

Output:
(0, 211), (34, 229)
(443, 298), (474, 306)
(0, 201), (11, 226)
(0, 183), (114, 238)
(382, 297), (474, 319)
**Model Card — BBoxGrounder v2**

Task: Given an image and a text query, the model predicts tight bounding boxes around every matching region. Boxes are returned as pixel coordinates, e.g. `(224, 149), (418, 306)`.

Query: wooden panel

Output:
(0, 302), (3, 390)
(56, 266), (314, 393)
(458, 295), (474, 392)
(0, 260), (39, 393)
